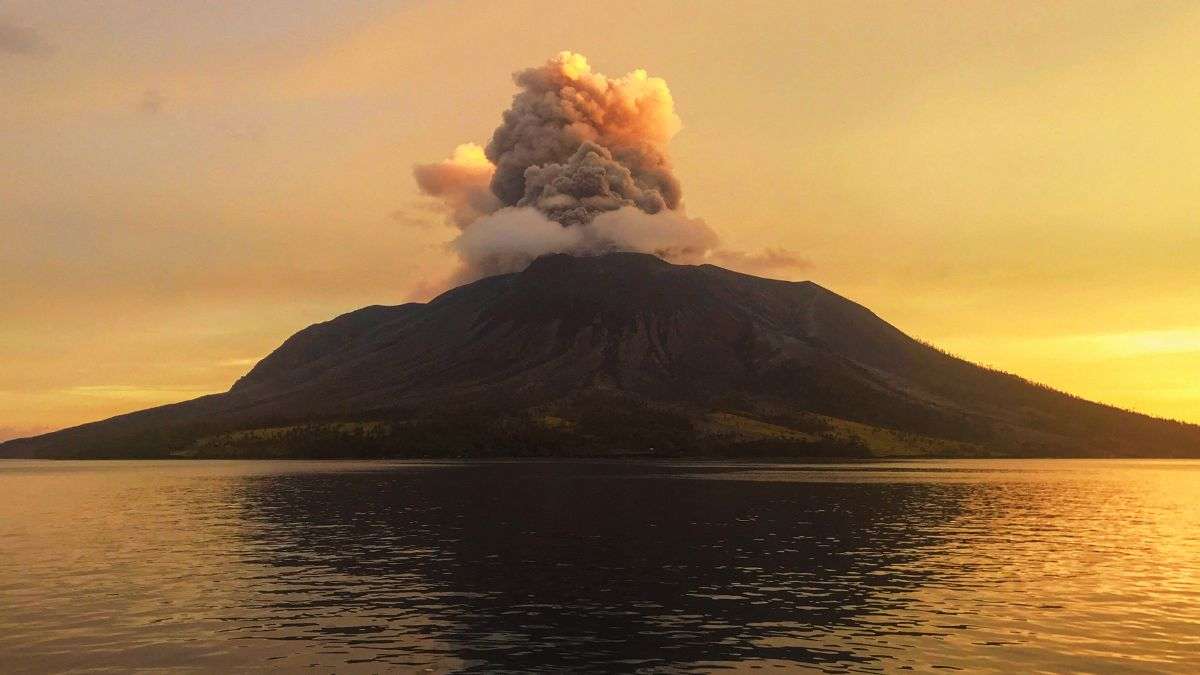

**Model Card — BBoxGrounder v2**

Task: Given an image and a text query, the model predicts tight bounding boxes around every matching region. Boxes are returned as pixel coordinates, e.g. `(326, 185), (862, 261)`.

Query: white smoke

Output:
(450, 205), (718, 282)
(412, 51), (805, 287)
(452, 207), (583, 279)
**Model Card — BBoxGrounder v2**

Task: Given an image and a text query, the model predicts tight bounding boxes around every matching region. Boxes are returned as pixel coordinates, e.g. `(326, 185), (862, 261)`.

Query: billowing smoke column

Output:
(415, 52), (718, 281)
(488, 52), (682, 219)
(518, 141), (671, 227)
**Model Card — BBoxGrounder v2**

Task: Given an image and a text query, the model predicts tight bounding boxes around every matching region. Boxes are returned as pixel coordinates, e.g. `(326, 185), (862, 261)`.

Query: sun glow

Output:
(2, 2), (1199, 432)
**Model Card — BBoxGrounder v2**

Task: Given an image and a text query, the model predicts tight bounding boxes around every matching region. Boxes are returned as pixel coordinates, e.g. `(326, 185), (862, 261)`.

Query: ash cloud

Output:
(519, 141), (672, 227)
(413, 143), (500, 229)
(413, 52), (800, 286)
(487, 51), (681, 214)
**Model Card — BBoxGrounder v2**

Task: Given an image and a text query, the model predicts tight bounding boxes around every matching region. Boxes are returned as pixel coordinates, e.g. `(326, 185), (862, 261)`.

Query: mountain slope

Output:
(4, 253), (1199, 458)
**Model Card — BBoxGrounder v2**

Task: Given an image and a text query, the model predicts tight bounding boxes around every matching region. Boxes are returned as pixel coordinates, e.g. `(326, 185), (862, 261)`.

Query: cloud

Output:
(518, 141), (674, 227)
(486, 51), (682, 213)
(389, 201), (445, 229)
(0, 425), (53, 442)
(448, 205), (718, 284)
(411, 52), (814, 297)
(138, 88), (168, 114)
(0, 19), (50, 56)
(588, 207), (718, 264)
(412, 143), (500, 228)
(710, 247), (813, 277)
(451, 207), (585, 281)
(64, 384), (215, 400)
(415, 53), (726, 285)
(1027, 328), (1200, 360)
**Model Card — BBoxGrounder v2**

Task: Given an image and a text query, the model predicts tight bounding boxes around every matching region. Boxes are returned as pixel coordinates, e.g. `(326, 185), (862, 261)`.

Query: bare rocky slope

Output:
(4, 252), (1199, 458)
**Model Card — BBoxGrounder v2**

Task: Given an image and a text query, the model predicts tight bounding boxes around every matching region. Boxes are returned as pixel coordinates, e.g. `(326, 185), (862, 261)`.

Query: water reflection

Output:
(1, 460), (1198, 673)
(231, 463), (966, 671)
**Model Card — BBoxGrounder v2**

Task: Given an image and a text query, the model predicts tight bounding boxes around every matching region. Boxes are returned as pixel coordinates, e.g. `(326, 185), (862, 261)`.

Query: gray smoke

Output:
(412, 52), (806, 288)
(412, 143), (501, 229)
(486, 51), (682, 221)
(517, 141), (670, 227)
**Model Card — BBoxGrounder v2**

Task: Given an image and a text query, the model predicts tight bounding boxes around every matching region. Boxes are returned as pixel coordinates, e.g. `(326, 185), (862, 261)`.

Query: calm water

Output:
(1, 460), (1198, 673)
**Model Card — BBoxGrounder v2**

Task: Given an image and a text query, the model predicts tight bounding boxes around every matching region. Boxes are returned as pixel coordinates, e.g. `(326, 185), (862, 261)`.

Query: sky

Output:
(2, 0), (1198, 439)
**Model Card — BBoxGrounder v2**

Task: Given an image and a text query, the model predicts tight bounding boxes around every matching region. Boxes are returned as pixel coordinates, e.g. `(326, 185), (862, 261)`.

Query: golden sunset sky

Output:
(2, 1), (1198, 439)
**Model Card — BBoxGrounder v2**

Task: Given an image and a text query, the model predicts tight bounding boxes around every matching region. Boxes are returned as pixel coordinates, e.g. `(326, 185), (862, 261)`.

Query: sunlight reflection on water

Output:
(1, 459), (1197, 672)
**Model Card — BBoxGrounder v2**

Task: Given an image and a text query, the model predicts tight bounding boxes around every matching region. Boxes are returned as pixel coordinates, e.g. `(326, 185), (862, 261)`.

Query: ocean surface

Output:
(1, 459), (1197, 673)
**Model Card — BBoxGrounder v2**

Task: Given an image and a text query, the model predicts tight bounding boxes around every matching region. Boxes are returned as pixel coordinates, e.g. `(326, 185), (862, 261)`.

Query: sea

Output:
(1, 459), (1197, 673)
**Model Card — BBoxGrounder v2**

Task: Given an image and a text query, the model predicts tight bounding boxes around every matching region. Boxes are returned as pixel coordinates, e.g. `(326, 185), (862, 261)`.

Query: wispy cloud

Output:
(1049, 329), (1200, 359)
(710, 247), (813, 277)
(390, 201), (446, 229)
(0, 425), (53, 442)
(947, 328), (1200, 363)
(138, 88), (168, 114)
(0, 19), (50, 56)
(64, 384), (215, 400)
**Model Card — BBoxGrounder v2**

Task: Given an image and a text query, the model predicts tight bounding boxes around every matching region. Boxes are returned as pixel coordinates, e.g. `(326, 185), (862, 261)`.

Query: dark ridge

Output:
(4, 252), (1198, 459)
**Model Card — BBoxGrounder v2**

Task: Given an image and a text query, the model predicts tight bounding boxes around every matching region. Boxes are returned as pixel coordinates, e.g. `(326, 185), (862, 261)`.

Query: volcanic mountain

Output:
(4, 252), (1198, 459)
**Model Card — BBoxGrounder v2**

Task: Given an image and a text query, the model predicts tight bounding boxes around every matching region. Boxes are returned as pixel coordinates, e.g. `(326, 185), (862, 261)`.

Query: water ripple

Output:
(1, 459), (1198, 672)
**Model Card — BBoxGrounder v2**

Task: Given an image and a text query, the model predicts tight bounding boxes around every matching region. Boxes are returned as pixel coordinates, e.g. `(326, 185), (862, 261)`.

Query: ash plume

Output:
(413, 52), (796, 286)
(519, 141), (671, 227)
(412, 143), (500, 229)
(487, 51), (681, 215)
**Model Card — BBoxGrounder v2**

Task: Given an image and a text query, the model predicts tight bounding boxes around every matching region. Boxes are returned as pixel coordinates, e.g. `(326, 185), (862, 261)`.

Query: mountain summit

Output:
(5, 253), (1199, 458)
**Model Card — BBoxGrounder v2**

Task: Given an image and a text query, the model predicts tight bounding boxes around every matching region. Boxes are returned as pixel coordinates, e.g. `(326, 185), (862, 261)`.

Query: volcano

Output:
(4, 252), (1199, 459)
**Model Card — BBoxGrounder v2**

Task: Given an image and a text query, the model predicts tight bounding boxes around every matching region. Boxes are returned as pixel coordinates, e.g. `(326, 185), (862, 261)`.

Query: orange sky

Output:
(2, 1), (1198, 439)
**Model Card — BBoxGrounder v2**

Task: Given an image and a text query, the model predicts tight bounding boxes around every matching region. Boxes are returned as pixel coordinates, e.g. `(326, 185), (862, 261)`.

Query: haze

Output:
(2, 1), (1198, 439)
